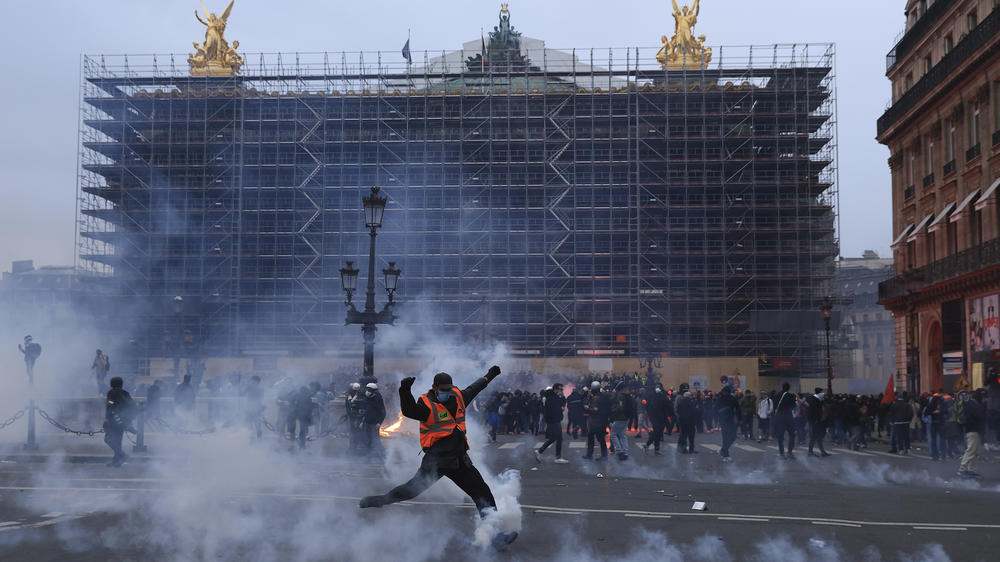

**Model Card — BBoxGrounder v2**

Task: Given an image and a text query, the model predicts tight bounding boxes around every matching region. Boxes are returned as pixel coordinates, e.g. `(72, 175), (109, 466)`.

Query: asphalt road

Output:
(0, 428), (997, 561)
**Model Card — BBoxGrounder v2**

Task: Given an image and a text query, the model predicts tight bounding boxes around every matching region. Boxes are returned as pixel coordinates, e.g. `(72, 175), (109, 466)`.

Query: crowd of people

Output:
(469, 376), (1000, 478)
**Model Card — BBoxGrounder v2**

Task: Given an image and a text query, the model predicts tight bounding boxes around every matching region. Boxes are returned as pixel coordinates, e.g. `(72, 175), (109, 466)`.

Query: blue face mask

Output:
(437, 391), (452, 402)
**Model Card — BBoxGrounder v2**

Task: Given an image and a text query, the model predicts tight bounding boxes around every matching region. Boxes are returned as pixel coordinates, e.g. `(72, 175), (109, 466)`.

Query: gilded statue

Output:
(656, 0), (712, 70)
(188, 1), (243, 76)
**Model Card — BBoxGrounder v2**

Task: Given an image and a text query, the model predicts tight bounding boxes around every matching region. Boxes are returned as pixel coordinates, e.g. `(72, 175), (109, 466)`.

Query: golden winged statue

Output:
(656, 0), (712, 70)
(189, 1), (243, 76)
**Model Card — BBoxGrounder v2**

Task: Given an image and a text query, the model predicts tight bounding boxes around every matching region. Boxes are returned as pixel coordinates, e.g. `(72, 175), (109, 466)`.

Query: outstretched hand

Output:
(400, 376), (416, 389)
(487, 365), (501, 379)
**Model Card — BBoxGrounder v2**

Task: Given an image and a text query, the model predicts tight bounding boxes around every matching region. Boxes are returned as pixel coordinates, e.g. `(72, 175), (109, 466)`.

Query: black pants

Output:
(376, 453), (497, 517)
(362, 423), (383, 456)
(720, 421), (737, 457)
(104, 425), (125, 463)
(808, 422), (827, 454)
(539, 422), (563, 458)
(774, 414), (795, 454)
(646, 421), (665, 451)
(586, 424), (608, 458)
(677, 421), (695, 452)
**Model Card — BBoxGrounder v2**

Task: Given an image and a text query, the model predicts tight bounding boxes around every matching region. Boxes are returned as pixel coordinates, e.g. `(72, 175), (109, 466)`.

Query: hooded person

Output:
(359, 366), (518, 550)
(103, 376), (135, 467)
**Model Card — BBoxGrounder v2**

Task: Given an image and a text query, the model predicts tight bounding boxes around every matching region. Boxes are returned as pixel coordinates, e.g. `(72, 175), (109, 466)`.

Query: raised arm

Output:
(399, 377), (429, 421)
(195, 10), (209, 26)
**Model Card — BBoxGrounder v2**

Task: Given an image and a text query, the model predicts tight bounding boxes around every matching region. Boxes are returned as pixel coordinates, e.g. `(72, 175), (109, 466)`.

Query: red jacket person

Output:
(359, 366), (517, 549)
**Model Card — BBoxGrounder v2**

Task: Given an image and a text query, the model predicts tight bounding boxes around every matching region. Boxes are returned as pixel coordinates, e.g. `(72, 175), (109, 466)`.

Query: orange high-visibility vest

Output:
(418, 388), (468, 451)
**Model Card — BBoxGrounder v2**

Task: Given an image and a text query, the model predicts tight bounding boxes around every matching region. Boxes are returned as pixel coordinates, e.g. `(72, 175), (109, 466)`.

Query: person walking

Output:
(535, 383), (569, 464)
(958, 389), (987, 478)
(583, 382), (611, 460)
(756, 391), (773, 442)
(566, 387), (585, 438)
(716, 385), (740, 462)
(675, 384), (697, 454)
(889, 392), (913, 455)
(609, 382), (632, 460)
(806, 388), (830, 457)
(92, 349), (111, 395)
(359, 367), (518, 550)
(773, 383), (797, 459)
(643, 384), (671, 455)
(739, 390), (756, 440)
(103, 376), (135, 467)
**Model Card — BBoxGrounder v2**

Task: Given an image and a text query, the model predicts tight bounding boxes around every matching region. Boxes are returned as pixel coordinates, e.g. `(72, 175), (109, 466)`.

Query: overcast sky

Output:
(0, 0), (902, 270)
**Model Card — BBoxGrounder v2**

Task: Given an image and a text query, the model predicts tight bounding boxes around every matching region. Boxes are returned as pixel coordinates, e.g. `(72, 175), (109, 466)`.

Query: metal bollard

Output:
(24, 400), (38, 451)
(133, 406), (147, 453)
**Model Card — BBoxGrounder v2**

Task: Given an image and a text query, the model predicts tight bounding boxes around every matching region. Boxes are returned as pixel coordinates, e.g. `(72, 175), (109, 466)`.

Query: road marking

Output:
(701, 444), (721, 452)
(913, 526), (967, 531)
(625, 513), (672, 519)
(833, 448), (874, 457)
(40, 512), (64, 518)
(568, 442), (586, 449)
(498, 443), (521, 450)
(734, 444), (763, 452)
(535, 509), (581, 515)
(718, 516), (770, 523)
(0, 486), (992, 532)
(812, 521), (861, 528)
(0, 522), (20, 527)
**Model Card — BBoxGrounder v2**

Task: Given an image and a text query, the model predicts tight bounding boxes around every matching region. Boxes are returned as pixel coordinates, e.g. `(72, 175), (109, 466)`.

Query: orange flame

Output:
(379, 411), (405, 437)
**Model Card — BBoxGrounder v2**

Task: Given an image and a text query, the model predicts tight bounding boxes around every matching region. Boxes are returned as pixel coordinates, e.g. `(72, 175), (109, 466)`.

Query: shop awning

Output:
(907, 212), (936, 242)
(891, 223), (915, 247)
(950, 189), (981, 222)
(927, 201), (955, 232)
(974, 177), (1000, 211)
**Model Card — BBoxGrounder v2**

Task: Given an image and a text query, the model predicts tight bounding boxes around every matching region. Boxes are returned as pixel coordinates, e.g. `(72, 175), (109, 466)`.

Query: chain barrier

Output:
(259, 416), (335, 441)
(152, 417), (216, 436)
(36, 407), (104, 436)
(0, 408), (27, 431)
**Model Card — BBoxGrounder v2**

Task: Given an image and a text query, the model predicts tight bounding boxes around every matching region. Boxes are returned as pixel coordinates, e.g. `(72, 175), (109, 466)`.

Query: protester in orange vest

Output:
(359, 366), (518, 550)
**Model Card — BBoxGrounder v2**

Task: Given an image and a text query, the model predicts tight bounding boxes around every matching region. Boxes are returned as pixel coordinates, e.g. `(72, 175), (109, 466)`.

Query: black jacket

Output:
(105, 388), (135, 429)
(363, 390), (386, 424)
(586, 391), (612, 426)
(400, 369), (496, 456)
(542, 392), (566, 424)
(646, 391), (672, 423)
(715, 392), (739, 426)
(962, 398), (987, 434)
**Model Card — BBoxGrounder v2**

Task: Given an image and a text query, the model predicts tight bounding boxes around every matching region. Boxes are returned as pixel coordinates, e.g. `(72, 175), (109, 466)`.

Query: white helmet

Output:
(350, 383), (361, 390)
(545, 386), (553, 391)
(366, 383), (378, 390)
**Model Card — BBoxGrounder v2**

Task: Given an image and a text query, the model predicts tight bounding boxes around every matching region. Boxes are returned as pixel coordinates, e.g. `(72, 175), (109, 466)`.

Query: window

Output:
(969, 100), (981, 147)
(994, 81), (1000, 133)
(972, 207), (983, 246)
(923, 55), (932, 75)
(905, 73), (913, 91)
(944, 35), (954, 54)
(927, 230), (936, 264)
(946, 118), (956, 162)
(968, 11), (978, 31)
(947, 220), (958, 255)
(924, 136), (934, 176)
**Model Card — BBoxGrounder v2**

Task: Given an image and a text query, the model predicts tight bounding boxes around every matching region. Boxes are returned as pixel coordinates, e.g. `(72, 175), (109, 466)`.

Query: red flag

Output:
(880, 375), (895, 406)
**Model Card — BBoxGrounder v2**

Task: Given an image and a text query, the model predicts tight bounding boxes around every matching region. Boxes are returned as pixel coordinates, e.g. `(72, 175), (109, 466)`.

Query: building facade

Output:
(878, 0), (1000, 393)
(834, 252), (895, 382)
(77, 9), (838, 375)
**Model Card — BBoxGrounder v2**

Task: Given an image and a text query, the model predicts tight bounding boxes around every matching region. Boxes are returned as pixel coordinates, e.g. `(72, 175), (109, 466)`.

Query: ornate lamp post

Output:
(821, 295), (834, 396)
(340, 187), (400, 380)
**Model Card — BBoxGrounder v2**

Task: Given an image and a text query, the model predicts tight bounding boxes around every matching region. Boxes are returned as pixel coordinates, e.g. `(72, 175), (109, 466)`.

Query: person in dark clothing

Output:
(959, 389), (988, 477)
(716, 386), (740, 461)
(535, 384), (569, 463)
(925, 393), (945, 460)
(18, 335), (41, 386)
(844, 394), (864, 451)
(244, 375), (264, 440)
(360, 382), (386, 456)
(289, 385), (315, 449)
(889, 393), (913, 454)
(583, 382), (612, 460)
(675, 385), (697, 454)
(643, 385), (672, 454)
(359, 366), (517, 550)
(526, 393), (541, 435)
(174, 374), (196, 414)
(103, 377), (135, 467)
(566, 388), (585, 438)
(773, 382), (797, 459)
(146, 380), (163, 421)
(806, 388), (830, 457)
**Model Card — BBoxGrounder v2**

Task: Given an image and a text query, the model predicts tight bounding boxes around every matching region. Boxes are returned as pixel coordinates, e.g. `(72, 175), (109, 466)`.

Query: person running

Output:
(535, 383), (569, 464)
(773, 383), (797, 459)
(359, 367), (518, 550)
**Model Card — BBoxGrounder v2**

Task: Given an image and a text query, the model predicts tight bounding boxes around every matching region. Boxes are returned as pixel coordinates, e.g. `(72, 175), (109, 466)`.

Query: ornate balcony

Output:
(880, 236), (1000, 302)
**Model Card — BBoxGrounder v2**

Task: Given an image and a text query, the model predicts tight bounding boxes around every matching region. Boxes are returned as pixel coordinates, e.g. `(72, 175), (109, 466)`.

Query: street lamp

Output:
(172, 296), (184, 380)
(821, 295), (833, 396)
(341, 187), (400, 381)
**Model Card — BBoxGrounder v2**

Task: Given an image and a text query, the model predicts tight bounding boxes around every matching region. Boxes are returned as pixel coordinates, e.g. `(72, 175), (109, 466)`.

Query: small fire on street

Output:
(379, 411), (406, 437)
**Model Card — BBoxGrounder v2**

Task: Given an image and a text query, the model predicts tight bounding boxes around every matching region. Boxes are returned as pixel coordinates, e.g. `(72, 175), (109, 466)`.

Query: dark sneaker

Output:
(491, 531), (518, 551)
(359, 496), (385, 508)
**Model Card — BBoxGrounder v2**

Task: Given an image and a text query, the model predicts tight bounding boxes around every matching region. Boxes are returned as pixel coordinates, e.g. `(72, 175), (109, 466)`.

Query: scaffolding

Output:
(77, 41), (838, 375)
